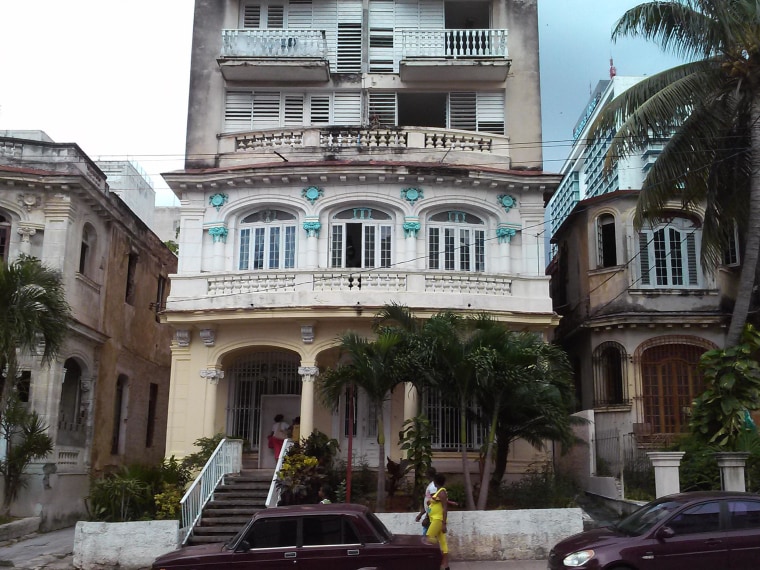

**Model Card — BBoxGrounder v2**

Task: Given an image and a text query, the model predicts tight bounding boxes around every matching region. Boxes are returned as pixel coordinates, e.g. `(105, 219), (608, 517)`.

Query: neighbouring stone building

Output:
(0, 131), (177, 529)
(161, 0), (562, 476)
(546, 76), (740, 495)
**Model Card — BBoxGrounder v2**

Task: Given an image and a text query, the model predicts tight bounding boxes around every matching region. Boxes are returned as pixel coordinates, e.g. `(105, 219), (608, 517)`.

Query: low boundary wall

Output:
(73, 509), (584, 568)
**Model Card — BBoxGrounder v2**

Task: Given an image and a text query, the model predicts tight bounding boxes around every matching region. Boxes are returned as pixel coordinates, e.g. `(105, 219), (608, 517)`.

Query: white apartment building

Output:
(162, 0), (562, 474)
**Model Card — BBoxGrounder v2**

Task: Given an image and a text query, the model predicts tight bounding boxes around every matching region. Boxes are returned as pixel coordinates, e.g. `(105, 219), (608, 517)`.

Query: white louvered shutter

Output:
(284, 95), (305, 126)
(336, 0), (362, 72)
(369, 0), (395, 73)
(309, 95), (331, 125)
(242, 4), (262, 28)
(268, 5), (285, 27)
(333, 92), (362, 125)
(449, 93), (476, 131)
(252, 92), (281, 129)
(313, 0), (338, 69)
(476, 92), (505, 134)
(288, 0), (313, 28)
(225, 91), (254, 132)
(368, 92), (397, 126)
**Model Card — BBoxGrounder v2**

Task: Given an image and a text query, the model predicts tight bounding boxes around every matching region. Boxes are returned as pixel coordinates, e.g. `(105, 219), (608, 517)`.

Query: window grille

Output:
(424, 390), (482, 451)
(227, 351), (302, 449)
(592, 342), (629, 407)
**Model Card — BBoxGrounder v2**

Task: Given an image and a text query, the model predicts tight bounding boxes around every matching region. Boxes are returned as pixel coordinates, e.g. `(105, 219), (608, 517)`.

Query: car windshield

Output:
(614, 499), (683, 536)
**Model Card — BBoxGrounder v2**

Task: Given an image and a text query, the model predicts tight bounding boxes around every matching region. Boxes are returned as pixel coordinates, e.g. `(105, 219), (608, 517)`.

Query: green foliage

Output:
(88, 458), (192, 522)
(154, 482), (184, 520)
(300, 430), (340, 470)
(494, 466), (578, 509)
(181, 433), (225, 472)
(398, 414), (433, 508)
(0, 395), (54, 512)
(88, 468), (154, 522)
(164, 240), (179, 255)
(445, 482), (466, 508)
(690, 324), (760, 449)
(277, 450), (323, 505)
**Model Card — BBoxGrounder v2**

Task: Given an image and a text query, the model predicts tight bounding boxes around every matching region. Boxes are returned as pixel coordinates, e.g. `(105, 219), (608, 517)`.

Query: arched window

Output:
(427, 211), (485, 272)
(639, 216), (701, 288)
(592, 342), (628, 407)
(238, 209), (297, 270)
(79, 223), (97, 277)
(640, 342), (705, 435)
(330, 208), (392, 269)
(58, 358), (86, 447)
(0, 214), (10, 263)
(596, 213), (617, 268)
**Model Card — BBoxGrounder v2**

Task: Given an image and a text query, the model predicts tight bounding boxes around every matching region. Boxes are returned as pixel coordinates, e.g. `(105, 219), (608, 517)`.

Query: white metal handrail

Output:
(179, 438), (243, 545)
(402, 29), (508, 59)
(265, 438), (294, 508)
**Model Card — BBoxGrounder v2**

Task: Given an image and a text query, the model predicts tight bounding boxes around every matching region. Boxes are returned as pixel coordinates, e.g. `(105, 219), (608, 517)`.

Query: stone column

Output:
(303, 219), (321, 269)
(17, 226), (36, 256)
(647, 451), (685, 498)
(199, 367), (224, 439)
(403, 382), (418, 422)
(496, 225), (517, 273)
(298, 366), (319, 437)
(403, 218), (421, 270)
(715, 452), (750, 492)
(208, 226), (228, 272)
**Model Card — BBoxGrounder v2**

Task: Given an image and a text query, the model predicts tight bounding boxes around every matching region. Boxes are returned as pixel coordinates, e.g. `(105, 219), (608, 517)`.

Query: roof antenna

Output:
(609, 57), (617, 79)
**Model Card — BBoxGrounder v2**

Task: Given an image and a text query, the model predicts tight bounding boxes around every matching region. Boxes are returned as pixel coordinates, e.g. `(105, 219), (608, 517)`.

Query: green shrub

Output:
(495, 466), (578, 509)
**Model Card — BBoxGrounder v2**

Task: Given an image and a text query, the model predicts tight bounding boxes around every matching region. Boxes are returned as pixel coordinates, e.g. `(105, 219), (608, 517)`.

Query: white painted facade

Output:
(162, 0), (562, 475)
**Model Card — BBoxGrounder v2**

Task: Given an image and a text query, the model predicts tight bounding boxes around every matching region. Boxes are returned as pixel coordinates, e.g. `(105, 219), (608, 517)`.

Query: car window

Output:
(728, 500), (760, 530)
(246, 517), (298, 548)
(616, 500), (682, 535)
(666, 501), (721, 535)
(364, 512), (392, 543)
(303, 515), (360, 546)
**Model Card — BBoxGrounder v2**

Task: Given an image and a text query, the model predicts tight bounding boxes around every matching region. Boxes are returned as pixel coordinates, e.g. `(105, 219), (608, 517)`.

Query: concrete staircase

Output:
(187, 453), (273, 545)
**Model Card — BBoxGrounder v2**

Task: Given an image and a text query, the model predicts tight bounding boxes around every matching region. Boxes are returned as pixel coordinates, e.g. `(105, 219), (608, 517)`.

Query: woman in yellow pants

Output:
(425, 473), (449, 570)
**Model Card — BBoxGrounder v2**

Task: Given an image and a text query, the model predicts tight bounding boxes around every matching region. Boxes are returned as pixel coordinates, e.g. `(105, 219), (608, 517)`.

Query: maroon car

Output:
(152, 503), (442, 570)
(548, 491), (760, 569)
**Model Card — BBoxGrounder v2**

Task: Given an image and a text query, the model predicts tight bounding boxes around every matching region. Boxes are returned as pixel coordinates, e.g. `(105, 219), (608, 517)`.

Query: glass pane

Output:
(380, 226), (391, 268)
(364, 225), (375, 268)
(669, 228), (683, 285)
(459, 229), (470, 271)
(474, 230), (485, 271)
(331, 226), (343, 268)
(246, 518), (298, 548)
(253, 228), (265, 269)
(653, 228), (667, 285)
(284, 226), (296, 268)
(729, 500), (760, 530)
(667, 501), (721, 535)
(428, 227), (440, 269)
(239, 228), (250, 270)
(444, 228), (455, 270)
(269, 226), (281, 269)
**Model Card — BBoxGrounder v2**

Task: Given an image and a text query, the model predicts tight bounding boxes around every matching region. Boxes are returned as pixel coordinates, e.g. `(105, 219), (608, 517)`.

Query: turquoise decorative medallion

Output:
(401, 187), (423, 204)
(302, 186), (324, 204)
(497, 194), (517, 213)
(209, 193), (228, 212)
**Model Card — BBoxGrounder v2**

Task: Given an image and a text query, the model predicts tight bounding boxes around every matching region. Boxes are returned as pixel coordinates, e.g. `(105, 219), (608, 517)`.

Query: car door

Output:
(227, 516), (299, 569)
(725, 498), (760, 568)
(297, 514), (363, 570)
(651, 500), (728, 570)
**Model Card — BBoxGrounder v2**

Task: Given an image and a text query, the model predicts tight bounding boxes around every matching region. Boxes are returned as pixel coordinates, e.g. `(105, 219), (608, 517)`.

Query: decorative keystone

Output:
(302, 186), (324, 204)
(497, 194), (517, 213)
(209, 193), (229, 212)
(401, 187), (423, 204)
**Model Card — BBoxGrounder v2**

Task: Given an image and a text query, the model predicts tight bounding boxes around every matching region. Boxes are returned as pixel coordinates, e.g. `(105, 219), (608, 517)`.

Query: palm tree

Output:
(318, 330), (409, 511)
(590, 0), (760, 347)
(470, 331), (580, 504)
(0, 256), (71, 411)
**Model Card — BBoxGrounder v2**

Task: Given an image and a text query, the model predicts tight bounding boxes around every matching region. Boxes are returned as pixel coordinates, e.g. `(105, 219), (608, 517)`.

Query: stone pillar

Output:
(496, 225), (517, 273)
(199, 367), (224, 439)
(303, 219), (321, 269)
(17, 226), (36, 256)
(647, 451), (685, 498)
(298, 366), (319, 437)
(403, 382), (418, 422)
(403, 218), (421, 270)
(715, 452), (750, 492)
(208, 226), (228, 272)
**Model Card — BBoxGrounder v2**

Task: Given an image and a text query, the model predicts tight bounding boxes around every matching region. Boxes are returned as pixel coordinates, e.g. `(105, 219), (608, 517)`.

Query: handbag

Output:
(421, 514), (430, 528)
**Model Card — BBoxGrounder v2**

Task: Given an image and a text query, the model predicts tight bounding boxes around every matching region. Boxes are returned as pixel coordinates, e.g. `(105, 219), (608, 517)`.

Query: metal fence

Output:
(595, 429), (656, 499)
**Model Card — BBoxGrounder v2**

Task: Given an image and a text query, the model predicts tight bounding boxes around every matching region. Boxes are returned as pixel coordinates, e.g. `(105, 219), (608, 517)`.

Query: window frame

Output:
(427, 211), (486, 272)
(596, 213), (617, 268)
(638, 217), (702, 289)
(238, 210), (297, 271)
(329, 209), (393, 269)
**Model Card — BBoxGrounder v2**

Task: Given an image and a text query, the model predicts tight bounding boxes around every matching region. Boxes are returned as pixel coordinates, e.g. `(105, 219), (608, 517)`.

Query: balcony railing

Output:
(222, 29), (328, 59)
(224, 126), (510, 159)
(401, 29), (508, 59)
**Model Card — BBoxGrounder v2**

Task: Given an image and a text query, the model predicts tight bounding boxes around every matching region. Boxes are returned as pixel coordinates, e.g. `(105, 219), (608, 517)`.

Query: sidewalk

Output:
(0, 526), (547, 569)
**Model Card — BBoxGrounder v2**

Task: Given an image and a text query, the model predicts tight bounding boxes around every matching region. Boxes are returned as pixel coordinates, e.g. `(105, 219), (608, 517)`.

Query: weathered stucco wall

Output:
(378, 509), (583, 561)
(73, 521), (179, 570)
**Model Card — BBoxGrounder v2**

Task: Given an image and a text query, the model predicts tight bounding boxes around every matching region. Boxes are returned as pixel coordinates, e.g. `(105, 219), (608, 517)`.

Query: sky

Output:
(0, 1), (684, 205)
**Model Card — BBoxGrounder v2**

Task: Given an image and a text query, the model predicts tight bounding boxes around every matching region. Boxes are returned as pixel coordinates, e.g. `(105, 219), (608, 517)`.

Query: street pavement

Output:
(0, 525), (548, 569)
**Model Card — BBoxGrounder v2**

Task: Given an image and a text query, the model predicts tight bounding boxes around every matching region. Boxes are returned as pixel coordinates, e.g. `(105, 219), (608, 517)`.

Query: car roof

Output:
(660, 491), (760, 502)
(255, 503), (370, 517)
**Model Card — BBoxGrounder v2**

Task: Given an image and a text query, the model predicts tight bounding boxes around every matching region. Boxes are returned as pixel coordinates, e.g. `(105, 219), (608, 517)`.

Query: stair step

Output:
(200, 516), (253, 526)
(192, 525), (243, 535)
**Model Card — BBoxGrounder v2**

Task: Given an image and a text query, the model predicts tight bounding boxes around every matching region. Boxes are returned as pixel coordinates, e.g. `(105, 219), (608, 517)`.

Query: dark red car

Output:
(548, 491), (760, 569)
(152, 503), (442, 570)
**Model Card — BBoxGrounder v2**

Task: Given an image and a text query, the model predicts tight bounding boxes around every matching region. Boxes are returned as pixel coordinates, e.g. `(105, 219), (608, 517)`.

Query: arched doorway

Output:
(225, 349), (302, 460)
(57, 358), (87, 447)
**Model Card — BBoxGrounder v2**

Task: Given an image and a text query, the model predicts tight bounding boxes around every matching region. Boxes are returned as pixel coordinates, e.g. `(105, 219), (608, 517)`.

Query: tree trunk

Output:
(726, 95), (760, 347)
(475, 409), (499, 510)
(490, 427), (510, 489)
(375, 410), (386, 512)
(459, 398), (476, 510)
